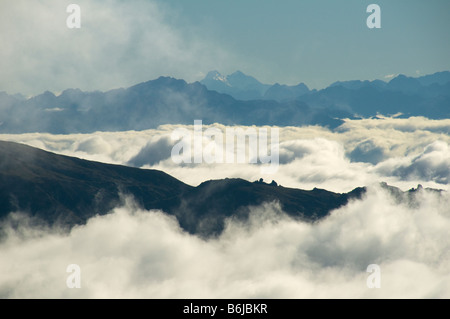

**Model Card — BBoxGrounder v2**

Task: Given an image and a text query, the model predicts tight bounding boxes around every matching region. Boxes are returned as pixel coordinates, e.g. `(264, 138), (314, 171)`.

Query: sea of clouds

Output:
(0, 116), (449, 298)
(1, 187), (449, 298)
(0, 116), (448, 192)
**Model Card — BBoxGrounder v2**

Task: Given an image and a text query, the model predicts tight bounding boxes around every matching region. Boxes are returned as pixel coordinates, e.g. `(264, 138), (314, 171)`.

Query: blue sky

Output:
(0, 0), (449, 94)
(161, 0), (450, 87)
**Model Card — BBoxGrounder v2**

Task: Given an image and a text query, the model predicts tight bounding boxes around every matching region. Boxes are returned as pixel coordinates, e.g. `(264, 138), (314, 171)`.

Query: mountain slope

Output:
(263, 83), (310, 102)
(0, 140), (366, 236)
(0, 140), (189, 226)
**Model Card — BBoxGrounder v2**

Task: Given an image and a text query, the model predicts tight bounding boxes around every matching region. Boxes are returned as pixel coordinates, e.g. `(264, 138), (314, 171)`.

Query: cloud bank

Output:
(1, 117), (449, 192)
(1, 186), (449, 298)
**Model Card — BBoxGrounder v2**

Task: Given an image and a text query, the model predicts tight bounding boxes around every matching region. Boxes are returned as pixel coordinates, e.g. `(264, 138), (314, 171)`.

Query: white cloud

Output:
(1, 186), (449, 298)
(0, 0), (231, 95)
(128, 135), (173, 167)
(1, 117), (449, 298)
(384, 74), (397, 79)
(1, 117), (448, 192)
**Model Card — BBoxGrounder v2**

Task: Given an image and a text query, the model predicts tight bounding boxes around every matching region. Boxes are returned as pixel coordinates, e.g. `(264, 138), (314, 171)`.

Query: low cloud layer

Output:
(1, 117), (449, 298)
(376, 141), (450, 185)
(1, 186), (449, 298)
(1, 117), (449, 192)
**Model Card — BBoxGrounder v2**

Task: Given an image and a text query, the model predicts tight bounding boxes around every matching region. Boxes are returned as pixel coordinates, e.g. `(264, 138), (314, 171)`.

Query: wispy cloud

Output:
(0, 0), (231, 95)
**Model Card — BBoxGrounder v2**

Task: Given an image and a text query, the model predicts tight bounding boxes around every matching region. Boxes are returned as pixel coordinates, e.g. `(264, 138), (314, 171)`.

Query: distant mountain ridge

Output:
(0, 70), (449, 134)
(0, 77), (346, 134)
(201, 70), (450, 102)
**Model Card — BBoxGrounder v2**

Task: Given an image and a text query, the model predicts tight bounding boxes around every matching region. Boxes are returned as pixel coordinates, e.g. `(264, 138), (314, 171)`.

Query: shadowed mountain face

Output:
(0, 141), (367, 236)
(0, 140), (189, 227)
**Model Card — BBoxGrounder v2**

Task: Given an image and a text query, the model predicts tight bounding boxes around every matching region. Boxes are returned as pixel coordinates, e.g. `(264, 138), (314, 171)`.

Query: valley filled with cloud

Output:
(1, 117), (449, 298)
(1, 185), (449, 298)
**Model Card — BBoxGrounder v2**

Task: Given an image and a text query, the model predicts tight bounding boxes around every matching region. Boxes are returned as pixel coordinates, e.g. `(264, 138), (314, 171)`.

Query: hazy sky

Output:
(165, 0), (450, 86)
(1, 0), (449, 95)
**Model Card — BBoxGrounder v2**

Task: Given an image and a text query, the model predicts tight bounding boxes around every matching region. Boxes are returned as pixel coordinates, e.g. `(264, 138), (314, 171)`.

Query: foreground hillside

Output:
(0, 140), (366, 236)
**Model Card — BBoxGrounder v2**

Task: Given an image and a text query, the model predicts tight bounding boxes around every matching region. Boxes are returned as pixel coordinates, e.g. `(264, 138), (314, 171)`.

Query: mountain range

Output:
(0, 77), (346, 134)
(0, 140), (440, 237)
(202, 71), (450, 118)
(202, 70), (450, 99)
(0, 71), (448, 134)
